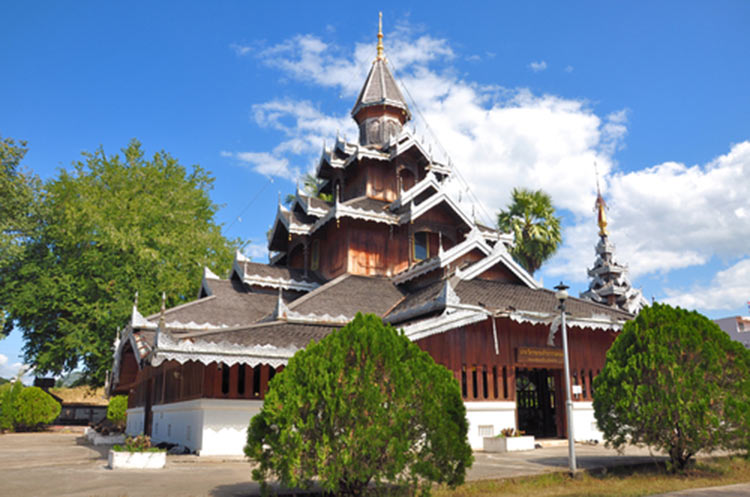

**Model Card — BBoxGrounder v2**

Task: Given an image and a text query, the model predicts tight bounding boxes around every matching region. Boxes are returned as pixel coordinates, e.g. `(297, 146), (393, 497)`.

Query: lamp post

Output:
(554, 281), (577, 476)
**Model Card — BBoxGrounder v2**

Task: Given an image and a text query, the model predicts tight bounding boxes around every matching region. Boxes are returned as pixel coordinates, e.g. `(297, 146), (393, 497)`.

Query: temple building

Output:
(109, 17), (633, 455)
(580, 187), (648, 314)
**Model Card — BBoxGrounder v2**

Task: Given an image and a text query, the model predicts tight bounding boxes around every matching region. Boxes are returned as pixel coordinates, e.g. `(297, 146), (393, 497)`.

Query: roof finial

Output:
(594, 161), (608, 236)
(376, 12), (385, 61)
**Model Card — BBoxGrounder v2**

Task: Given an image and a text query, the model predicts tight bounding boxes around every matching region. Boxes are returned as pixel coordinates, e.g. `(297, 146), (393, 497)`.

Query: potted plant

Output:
(483, 427), (535, 452)
(108, 435), (166, 469)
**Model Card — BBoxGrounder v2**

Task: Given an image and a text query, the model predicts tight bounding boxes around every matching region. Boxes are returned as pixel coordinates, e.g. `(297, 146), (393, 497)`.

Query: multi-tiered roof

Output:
(109, 17), (633, 394)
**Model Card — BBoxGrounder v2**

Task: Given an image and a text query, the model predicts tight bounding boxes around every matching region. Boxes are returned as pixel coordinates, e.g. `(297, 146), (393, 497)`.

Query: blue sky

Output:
(2, 1), (749, 379)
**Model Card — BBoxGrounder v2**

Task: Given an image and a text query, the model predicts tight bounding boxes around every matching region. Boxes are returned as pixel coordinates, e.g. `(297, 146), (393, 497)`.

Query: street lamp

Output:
(554, 281), (577, 476)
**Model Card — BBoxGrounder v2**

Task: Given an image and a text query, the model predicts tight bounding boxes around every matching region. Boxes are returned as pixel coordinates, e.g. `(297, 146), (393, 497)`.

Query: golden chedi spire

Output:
(594, 165), (608, 236)
(376, 12), (385, 61)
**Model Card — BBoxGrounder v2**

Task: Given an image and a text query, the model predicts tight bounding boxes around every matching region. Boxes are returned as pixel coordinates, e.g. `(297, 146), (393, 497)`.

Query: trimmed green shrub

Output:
(594, 303), (750, 470)
(0, 381), (23, 432)
(246, 313), (473, 497)
(14, 386), (61, 431)
(107, 395), (128, 430)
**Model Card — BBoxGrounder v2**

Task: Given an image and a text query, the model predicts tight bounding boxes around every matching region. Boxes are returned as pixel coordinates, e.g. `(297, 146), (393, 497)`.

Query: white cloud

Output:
(244, 243), (270, 262)
(529, 60), (548, 72)
(230, 43), (252, 56)
(565, 65), (574, 73)
(664, 258), (750, 311)
(0, 353), (7, 367)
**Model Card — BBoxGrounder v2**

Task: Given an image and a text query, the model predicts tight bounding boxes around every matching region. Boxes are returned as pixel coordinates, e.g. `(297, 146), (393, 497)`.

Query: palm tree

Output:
(285, 173), (333, 205)
(497, 187), (562, 275)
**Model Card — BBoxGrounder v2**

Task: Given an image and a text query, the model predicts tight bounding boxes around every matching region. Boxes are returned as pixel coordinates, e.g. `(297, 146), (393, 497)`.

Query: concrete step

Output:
(535, 438), (570, 448)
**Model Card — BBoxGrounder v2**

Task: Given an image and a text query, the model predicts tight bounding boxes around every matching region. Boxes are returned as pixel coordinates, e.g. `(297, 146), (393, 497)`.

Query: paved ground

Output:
(654, 483), (750, 496)
(0, 431), (745, 497)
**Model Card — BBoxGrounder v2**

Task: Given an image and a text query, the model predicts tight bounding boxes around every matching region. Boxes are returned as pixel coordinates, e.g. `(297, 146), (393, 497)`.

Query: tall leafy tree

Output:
(247, 313), (473, 497)
(497, 187), (562, 275)
(0, 139), (241, 385)
(594, 303), (750, 470)
(0, 137), (41, 330)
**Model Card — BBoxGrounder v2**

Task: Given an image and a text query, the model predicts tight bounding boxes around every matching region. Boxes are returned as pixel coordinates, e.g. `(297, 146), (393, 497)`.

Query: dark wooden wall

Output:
(415, 317), (617, 403)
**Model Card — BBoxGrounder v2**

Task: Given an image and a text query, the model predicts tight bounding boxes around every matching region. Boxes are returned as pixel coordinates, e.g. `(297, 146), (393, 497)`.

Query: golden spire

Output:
(594, 162), (608, 236)
(376, 12), (385, 61)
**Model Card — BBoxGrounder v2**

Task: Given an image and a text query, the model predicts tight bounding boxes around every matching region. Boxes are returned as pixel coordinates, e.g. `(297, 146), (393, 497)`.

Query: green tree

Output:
(0, 381), (23, 432)
(0, 139), (241, 385)
(0, 136), (41, 335)
(285, 173), (334, 205)
(593, 303), (750, 470)
(14, 386), (61, 431)
(246, 313), (472, 497)
(107, 395), (128, 431)
(497, 187), (562, 275)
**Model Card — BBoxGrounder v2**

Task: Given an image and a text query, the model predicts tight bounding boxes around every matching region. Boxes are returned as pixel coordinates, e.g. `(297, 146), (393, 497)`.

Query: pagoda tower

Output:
(265, 13), (532, 289)
(580, 186), (647, 314)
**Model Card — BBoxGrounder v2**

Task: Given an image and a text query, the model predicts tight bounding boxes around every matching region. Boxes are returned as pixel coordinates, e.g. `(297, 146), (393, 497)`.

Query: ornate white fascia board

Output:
(199, 267), (219, 298)
(293, 190), (330, 218)
(456, 243), (540, 290)
(399, 190), (474, 229)
(391, 228), (492, 285)
(150, 330), (296, 369)
(425, 161), (451, 176)
(308, 200), (399, 235)
(242, 273), (319, 293)
(386, 279), (462, 324)
(390, 171), (441, 211)
(401, 308), (488, 342)
(285, 310), (351, 324)
(389, 131), (432, 164)
(268, 251), (285, 265)
(508, 310), (625, 332)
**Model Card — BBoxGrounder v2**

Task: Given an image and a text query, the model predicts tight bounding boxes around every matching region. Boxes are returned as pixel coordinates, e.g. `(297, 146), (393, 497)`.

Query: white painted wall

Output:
(464, 401), (516, 450)
(199, 399), (263, 456)
(125, 407), (144, 436)
(151, 400), (206, 452)
(571, 401), (604, 442)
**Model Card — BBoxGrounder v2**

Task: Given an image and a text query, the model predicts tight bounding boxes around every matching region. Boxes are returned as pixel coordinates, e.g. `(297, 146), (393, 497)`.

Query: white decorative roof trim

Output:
(151, 332), (295, 369)
(456, 243), (540, 289)
(242, 273), (319, 292)
(203, 266), (220, 280)
(389, 131), (433, 164)
(386, 280), (461, 324)
(268, 251), (285, 265)
(392, 228), (491, 285)
(390, 171), (441, 211)
(508, 310), (625, 332)
(400, 190), (473, 228)
(131, 305), (149, 328)
(284, 310), (351, 325)
(235, 250), (250, 263)
(401, 309), (488, 342)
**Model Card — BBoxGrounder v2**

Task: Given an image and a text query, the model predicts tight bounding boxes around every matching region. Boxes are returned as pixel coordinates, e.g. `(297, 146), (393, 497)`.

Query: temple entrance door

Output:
(516, 368), (558, 438)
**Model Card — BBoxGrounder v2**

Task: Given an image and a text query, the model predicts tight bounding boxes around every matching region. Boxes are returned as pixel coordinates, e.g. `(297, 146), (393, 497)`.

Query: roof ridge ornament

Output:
(376, 12), (385, 61)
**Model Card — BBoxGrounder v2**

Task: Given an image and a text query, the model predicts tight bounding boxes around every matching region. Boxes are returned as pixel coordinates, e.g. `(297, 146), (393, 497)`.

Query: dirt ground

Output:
(0, 430), (674, 497)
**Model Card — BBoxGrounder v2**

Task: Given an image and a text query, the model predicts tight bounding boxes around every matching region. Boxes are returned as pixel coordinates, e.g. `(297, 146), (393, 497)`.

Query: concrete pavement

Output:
(0, 431), (744, 497)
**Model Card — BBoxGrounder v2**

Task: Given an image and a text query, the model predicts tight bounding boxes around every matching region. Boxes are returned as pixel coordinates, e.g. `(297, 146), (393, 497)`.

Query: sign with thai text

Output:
(516, 346), (564, 367)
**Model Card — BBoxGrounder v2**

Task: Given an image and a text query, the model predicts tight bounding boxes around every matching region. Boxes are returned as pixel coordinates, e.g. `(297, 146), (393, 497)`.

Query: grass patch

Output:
(432, 456), (750, 497)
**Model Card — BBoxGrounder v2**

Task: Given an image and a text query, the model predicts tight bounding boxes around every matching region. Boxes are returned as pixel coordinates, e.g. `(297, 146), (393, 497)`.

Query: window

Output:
(471, 366), (478, 398)
(478, 425), (494, 437)
(461, 365), (467, 398)
(310, 240), (320, 271)
(238, 364), (246, 395)
(413, 232), (429, 261)
(492, 366), (499, 399)
(221, 363), (230, 395)
(482, 366), (489, 399)
(253, 365), (262, 397)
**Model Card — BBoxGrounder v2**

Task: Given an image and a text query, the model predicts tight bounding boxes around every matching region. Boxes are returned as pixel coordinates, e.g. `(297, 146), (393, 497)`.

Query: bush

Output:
(0, 381), (23, 432)
(14, 386), (61, 431)
(106, 395), (128, 431)
(246, 313), (473, 497)
(594, 303), (750, 470)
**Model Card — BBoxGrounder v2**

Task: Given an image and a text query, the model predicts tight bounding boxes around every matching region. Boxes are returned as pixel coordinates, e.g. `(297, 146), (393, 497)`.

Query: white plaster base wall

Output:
(571, 402), (604, 442)
(464, 401), (516, 450)
(199, 399), (263, 456)
(125, 407), (145, 437)
(142, 399), (263, 456)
